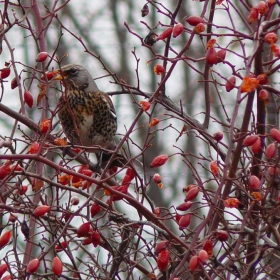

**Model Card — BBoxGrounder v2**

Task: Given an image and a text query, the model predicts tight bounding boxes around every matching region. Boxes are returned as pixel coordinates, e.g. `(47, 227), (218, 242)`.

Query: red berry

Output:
(122, 168), (135, 185)
(270, 128), (280, 143)
(206, 47), (217, 66)
(251, 136), (261, 154)
(90, 203), (101, 218)
(26, 258), (40, 273)
(0, 263), (8, 278)
(150, 155), (169, 168)
(154, 240), (169, 254)
(0, 164), (11, 180)
(178, 214), (191, 230)
(259, 89), (269, 103)
(11, 77), (18, 89)
(71, 197), (80, 205)
(36, 52), (48, 63)
(172, 23), (184, 38)
(157, 249), (170, 271)
(243, 135), (259, 146)
(186, 16), (205, 26)
(189, 255), (199, 271)
(0, 231), (12, 249)
(213, 131), (224, 141)
(217, 49), (227, 63)
(24, 90), (33, 108)
(176, 201), (193, 211)
(0, 67), (11, 79)
(33, 205), (50, 217)
(55, 241), (69, 253)
(249, 175), (260, 190)
(203, 239), (214, 256)
(153, 173), (162, 184)
(216, 229), (229, 241)
(225, 76), (236, 92)
(77, 222), (92, 237)
(18, 185), (28, 195)
(52, 256), (63, 276)
(198, 250), (209, 263)
(91, 230), (101, 247)
(184, 185), (199, 201)
(157, 27), (173, 40)
(256, 73), (269, 85)
(1, 273), (12, 280)
(265, 142), (276, 159)
(41, 71), (56, 81)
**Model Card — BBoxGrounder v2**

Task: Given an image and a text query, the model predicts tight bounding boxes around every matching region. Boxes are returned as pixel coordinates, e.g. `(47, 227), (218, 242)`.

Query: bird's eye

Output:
(69, 68), (78, 75)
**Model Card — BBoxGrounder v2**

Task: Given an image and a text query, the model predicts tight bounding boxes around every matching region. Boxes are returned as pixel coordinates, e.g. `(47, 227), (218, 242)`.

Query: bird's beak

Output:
(53, 70), (67, 81)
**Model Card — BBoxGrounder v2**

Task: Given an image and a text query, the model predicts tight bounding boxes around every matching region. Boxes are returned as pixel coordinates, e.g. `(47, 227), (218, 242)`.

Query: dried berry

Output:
(40, 119), (51, 134)
(140, 100), (151, 111)
(154, 64), (165, 75)
(28, 142), (40, 154)
(141, 4), (149, 17)
(194, 23), (205, 33)
(21, 220), (30, 240)
(144, 30), (157, 46)
(248, 7), (259, 23)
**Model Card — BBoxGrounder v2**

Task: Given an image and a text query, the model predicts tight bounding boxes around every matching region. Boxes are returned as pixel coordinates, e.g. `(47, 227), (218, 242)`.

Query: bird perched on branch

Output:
(54, 64), (125, 167)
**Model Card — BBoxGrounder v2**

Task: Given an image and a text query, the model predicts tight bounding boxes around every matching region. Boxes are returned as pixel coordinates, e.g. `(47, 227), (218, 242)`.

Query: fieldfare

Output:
(54, 64), (125, 167)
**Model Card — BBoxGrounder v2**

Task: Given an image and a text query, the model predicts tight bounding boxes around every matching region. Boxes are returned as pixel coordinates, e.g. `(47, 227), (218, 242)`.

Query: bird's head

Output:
(54, 64), (99, 93)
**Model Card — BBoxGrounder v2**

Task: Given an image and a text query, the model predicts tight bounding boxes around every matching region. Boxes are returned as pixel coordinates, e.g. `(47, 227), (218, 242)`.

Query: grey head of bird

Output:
(54, 64), (99, 93)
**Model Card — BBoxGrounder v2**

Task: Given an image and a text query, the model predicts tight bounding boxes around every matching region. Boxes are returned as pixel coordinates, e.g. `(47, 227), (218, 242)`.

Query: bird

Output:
(53, 64), (125, 167)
